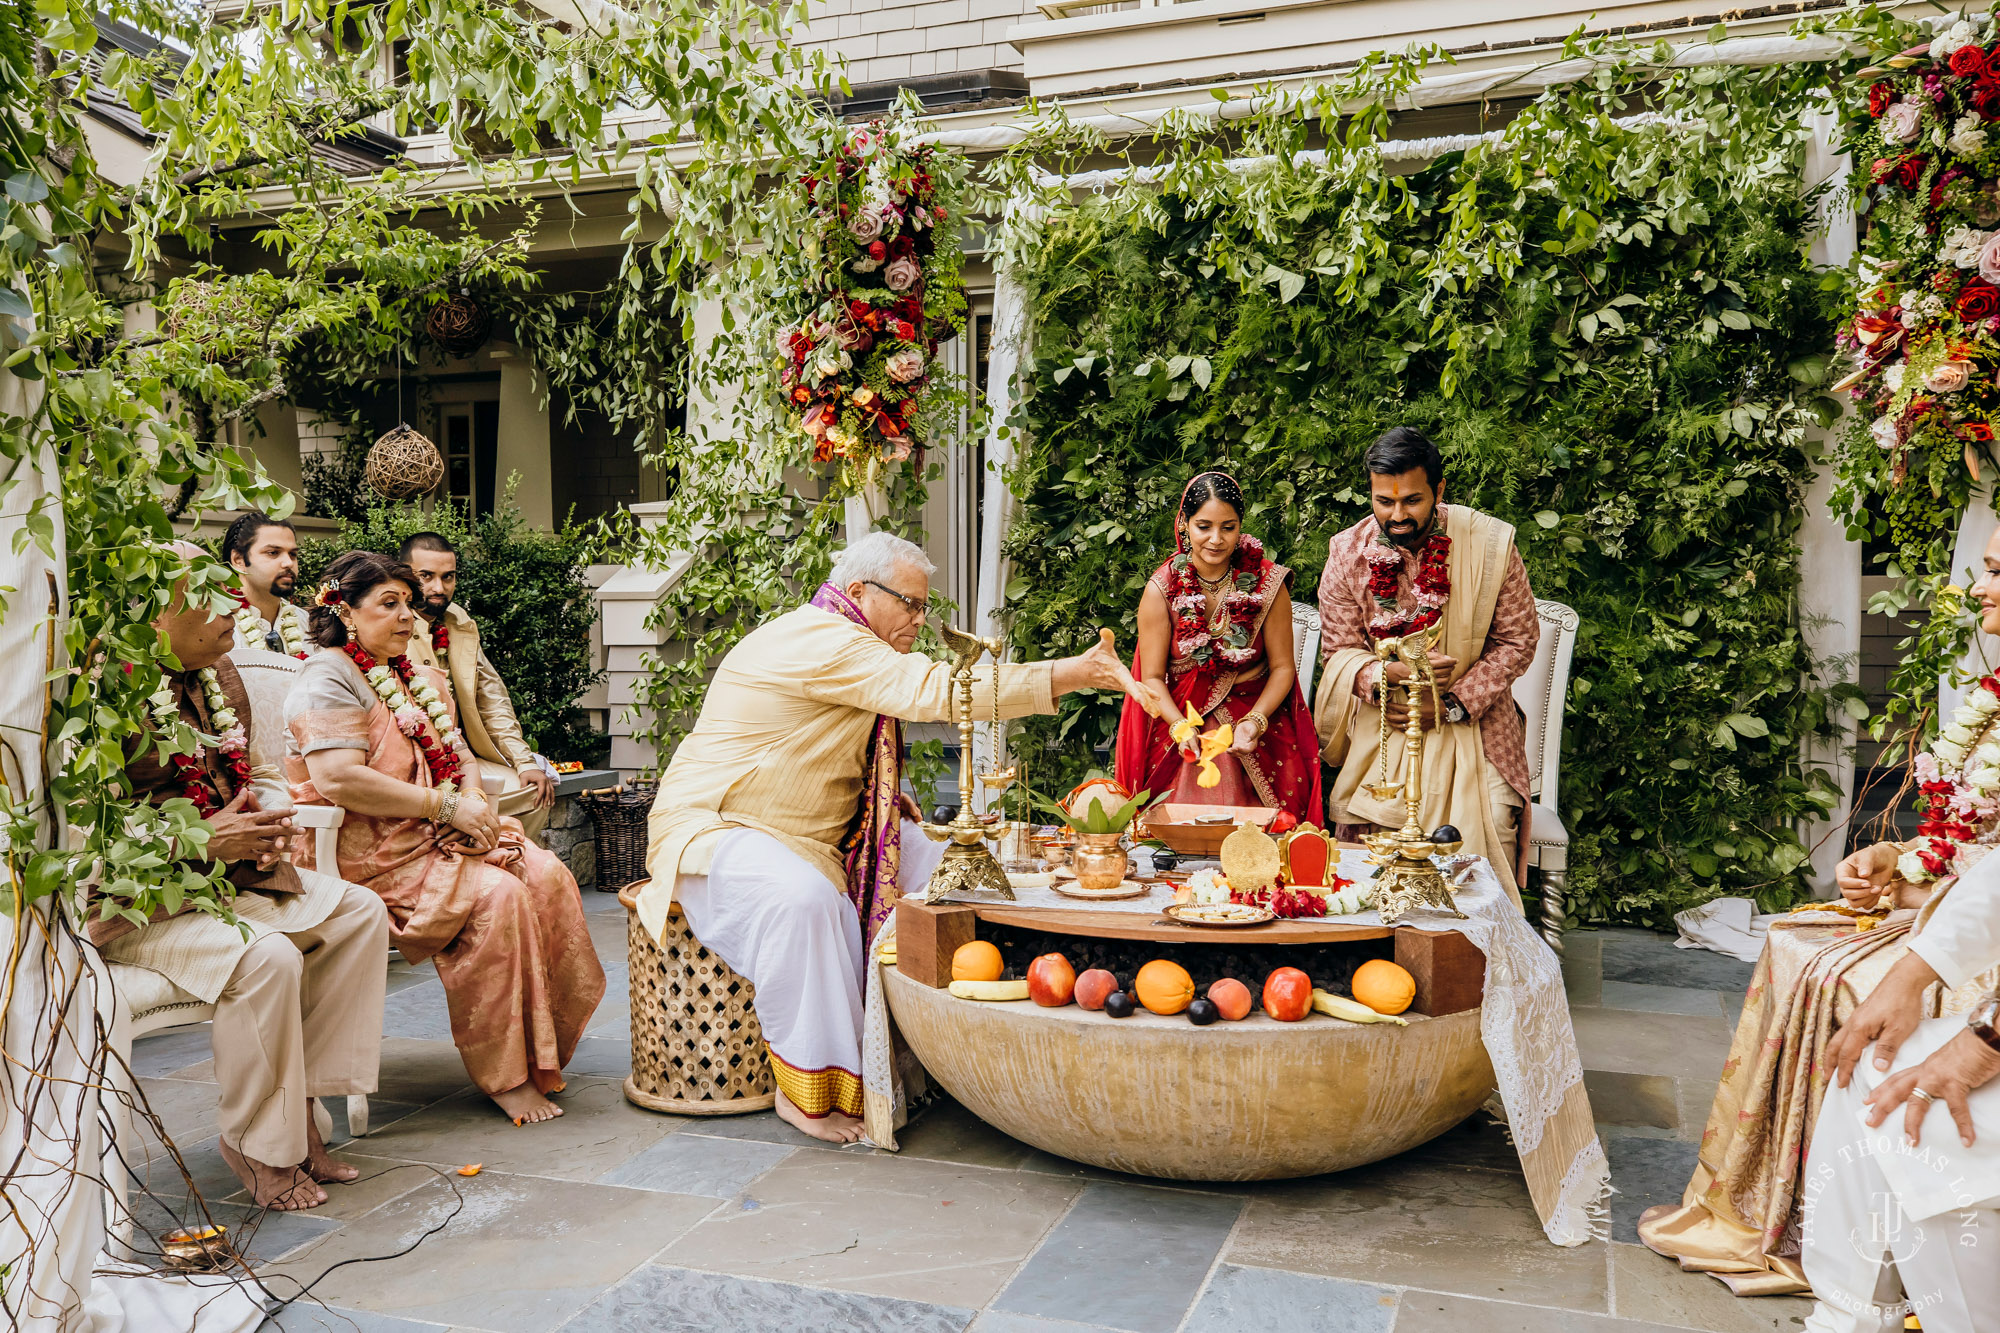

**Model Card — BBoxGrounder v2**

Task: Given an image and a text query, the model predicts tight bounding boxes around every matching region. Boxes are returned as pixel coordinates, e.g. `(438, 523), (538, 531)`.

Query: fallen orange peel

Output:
(458, 1163), (483, 1176)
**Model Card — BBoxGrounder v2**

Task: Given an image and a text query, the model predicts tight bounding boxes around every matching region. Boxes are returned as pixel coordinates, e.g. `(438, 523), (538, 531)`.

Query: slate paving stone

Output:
(1607, 1242), (1814, 1332)
(676, 1108), (863, 1149)
(131, 1022), (216, 1077)
(892, 1096), (1044, 1172)
(262, 1304), (450, 1331)
(1600, 928), (1754, 992)
(970, 1315), (1129, 1333)
(384, 959), (439, 995)
(126, 1191), (341, 1266)
(1584, 1070), (1681, 1132)
(1562, 932), (1604, 1006)
(1182, 1264), (1398, 1333)
(563, 1265), (975, 1333)
(596, 1131), (793, 1198)
(564, 1036), (635, 1079)
(1606, 1137), (1701, 1245)
(991, 1181), (1243, 1333)
(1397, 1112), (1522, 1174)
(355, 1076), (682, 1183)
(380, 981), (456, 1043)
(1391, 1291), (1690, 1333)
(1597, 981), (1727, 1018)
(1571, 1008), (1732, 1083)
(323, 1097), (424, 1145)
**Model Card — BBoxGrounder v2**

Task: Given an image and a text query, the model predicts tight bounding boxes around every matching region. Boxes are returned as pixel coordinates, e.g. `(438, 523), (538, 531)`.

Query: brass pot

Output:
(1071, 833), (1129, 890)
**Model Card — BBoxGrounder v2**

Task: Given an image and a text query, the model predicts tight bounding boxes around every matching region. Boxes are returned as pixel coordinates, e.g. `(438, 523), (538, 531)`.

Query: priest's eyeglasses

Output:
(865, 580), (928, 620)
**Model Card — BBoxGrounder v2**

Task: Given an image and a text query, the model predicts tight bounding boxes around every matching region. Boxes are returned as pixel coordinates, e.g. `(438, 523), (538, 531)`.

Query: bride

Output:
(1114, 471), (1322, 826)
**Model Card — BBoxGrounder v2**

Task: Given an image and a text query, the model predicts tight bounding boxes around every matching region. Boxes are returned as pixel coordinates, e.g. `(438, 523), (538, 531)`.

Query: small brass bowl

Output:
(160, 1223), (235, 1271)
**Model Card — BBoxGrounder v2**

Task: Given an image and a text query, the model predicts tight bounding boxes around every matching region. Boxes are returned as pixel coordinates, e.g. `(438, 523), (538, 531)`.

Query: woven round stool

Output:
(617, 880), (776, 1115)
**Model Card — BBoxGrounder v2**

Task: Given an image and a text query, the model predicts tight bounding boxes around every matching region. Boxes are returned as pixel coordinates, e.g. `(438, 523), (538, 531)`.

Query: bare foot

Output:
(217, 1139), (326, 1210)
(303, 1113), (359, 1184)
(774, 1088), (864, 1144)
(492, 1082), (563, 1125)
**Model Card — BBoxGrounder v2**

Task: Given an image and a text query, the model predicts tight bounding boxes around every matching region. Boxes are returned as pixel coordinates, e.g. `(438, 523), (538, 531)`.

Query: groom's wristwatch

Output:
(1442, 692), (1469, 725)
(1970, 996), (2000, 1054)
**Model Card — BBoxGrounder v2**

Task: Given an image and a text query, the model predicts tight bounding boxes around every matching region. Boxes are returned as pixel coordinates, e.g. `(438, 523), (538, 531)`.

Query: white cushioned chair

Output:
(1509, 600), (1580, 953)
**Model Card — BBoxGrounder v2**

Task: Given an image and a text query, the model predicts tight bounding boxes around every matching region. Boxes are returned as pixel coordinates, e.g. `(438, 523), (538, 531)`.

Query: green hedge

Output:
(1003, 142), (1854, 926)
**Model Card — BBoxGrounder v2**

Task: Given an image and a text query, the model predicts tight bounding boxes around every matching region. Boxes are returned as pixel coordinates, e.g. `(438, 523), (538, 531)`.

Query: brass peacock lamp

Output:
(1362, 623), (1467, 926)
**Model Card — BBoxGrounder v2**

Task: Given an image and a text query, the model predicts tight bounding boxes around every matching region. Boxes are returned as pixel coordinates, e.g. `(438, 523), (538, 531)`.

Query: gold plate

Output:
(1051, 879), (1153, 900)
(1162, 902), (1276, 928)
(1219, 821), (1281, 894)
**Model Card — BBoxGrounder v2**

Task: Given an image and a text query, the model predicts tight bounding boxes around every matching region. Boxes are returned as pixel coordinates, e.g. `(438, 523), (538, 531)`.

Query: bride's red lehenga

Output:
(1113, 533), (1323, 827)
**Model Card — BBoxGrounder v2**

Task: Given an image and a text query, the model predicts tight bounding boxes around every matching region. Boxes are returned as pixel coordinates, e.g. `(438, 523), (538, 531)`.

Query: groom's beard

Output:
(1384, 512), (1436, 549)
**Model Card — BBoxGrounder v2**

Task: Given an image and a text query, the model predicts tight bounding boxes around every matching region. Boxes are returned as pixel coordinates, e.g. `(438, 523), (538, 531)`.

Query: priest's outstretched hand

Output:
(1053, 628), (1147, 710)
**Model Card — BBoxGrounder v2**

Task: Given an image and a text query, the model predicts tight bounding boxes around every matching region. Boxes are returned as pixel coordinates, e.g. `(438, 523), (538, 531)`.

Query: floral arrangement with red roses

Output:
(1838, 12), (2000, 485)
(777, 115), (966, 477)
(1364, 529), (1450, 642)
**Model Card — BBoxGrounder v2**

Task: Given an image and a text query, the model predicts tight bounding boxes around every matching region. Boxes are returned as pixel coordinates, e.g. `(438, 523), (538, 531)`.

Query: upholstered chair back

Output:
(1508, 600), (1580, 803)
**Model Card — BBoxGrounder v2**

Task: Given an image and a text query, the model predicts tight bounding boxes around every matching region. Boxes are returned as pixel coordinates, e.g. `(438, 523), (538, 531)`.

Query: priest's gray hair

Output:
(830, 531), (935, 589)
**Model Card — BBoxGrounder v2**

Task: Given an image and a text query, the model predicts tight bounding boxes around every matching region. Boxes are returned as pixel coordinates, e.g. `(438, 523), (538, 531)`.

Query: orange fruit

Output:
(952, 940), (1005, 983)
(1134, 959), (1195, 1015)
(1352, 959), (1416, 1015)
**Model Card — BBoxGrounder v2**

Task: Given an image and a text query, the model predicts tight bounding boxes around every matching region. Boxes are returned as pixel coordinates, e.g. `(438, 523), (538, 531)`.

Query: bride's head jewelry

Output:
(313, 579), (345, 607)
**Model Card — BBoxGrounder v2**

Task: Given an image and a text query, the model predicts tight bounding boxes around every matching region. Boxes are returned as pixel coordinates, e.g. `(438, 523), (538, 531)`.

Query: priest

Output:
(1315, 427), (1539, 903)
(642, 531), (1141, 1144)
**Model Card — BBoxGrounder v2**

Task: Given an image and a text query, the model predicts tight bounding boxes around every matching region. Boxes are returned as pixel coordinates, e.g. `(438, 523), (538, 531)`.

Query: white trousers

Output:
(674, 823), (945, 1083)
(1801, 1016), (2000, 1333)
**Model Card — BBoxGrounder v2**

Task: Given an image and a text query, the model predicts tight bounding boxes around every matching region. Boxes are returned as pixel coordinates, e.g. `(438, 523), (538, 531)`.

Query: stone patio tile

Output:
(126, 1191), (340, 1267)
(1606, 1138), (1701, 1245)
(677, 1108), (865, 1149)
(132, 1022), (216, 1077)
(991, 1181), (1243, 1333)
(1571, 1008), (1732, 1083)
(1599, 929), (1753, 992)
(659, 1147), (1081, 1309)
(970, 1316), (1129, 1332)
(1391, 1291), (1688, 1333)
(1225, 1161), (1609, 1312)
(129, 1132), (246, 1205)
(1183, 1263), (1399, 1333)
(353, 1076), (683, 1183)
(1597, 982), (1727, 1018)
(134, 1141), (442, 1222)
(596, 1132), (793, 1198)
(585, 969), (630, 1039)
(1397, 1113), (1523, 1175)
(262, 1303), (450, 1330)
(564, 1264), (974, 1333)
(1608, 1242), (1814, 1332)
(132, 1074), (222, 1159)
(381, 980), (455, 1043)
(385, 959), (439, 995)
(891, 1096), (1045, 1172)
(323, 1097), (426, 1146)
(564, 1037), (633, 1079)
(258, 1173), (716, 1332)
(1585, 1071), (1680, 1132)
(1562, 932), (1604, 1006)
(165, 1038), (470, 1112)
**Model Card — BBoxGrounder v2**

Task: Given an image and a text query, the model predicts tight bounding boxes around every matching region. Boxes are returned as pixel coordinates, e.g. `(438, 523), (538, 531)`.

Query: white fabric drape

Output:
(1944, 478), (2000, 724)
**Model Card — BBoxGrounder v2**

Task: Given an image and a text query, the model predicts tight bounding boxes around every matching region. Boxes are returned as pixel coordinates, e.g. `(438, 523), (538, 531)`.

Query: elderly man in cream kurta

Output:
(644, 531), (1140, 1144)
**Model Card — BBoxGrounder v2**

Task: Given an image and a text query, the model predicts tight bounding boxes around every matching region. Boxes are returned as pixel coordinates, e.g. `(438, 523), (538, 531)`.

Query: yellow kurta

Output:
(639, 604), (1057, 944)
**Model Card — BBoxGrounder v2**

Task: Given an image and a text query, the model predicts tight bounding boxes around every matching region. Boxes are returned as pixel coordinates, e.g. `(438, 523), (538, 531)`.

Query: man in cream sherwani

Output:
(643, 531), (1139, 1144)
(1800, 849), (2000, 1332)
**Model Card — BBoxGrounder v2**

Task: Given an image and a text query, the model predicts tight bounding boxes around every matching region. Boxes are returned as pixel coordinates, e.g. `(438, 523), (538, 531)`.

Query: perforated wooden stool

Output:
(618, 880), (776, 1115)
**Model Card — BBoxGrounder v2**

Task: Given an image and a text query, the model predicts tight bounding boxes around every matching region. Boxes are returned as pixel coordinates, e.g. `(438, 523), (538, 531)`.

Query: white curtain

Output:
(1945, 478), (2000, 723)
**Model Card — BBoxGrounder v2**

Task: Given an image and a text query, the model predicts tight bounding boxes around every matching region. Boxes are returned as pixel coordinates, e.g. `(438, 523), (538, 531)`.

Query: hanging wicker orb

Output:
(426, 292), (492, 358)
(365, 423), (444, 499)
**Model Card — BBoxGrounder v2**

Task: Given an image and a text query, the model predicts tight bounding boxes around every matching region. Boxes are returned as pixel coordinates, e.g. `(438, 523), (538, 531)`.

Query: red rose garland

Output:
(171, 741), (252, 817)
(343, 642), (465, 789)
(1365, 530), (1452, 641)
(431, 621), (450, 674)
(1165, 534), (1268, 667)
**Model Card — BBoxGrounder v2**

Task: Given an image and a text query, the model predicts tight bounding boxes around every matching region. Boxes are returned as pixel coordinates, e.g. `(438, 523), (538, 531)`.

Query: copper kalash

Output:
(1360, 623), (1466, 925)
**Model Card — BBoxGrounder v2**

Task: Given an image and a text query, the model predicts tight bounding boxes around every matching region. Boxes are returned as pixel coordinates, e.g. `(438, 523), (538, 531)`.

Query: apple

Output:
(1074, 968), (1118, 1011)
(1262, 966), (1314, 1022)
(1027, 953), (1077, 1007)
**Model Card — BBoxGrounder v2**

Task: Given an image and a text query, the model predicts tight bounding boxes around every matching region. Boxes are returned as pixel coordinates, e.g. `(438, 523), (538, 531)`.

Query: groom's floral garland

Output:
(1366, 529), (1451, 641)
(150, 670), (251, 817)
(778, 116), (966, 472)
(1168, 535), (1267, 667)
(232, 593), (308, 658)
(1901, 670), (2000, 881)
(342, 642), (466, 790)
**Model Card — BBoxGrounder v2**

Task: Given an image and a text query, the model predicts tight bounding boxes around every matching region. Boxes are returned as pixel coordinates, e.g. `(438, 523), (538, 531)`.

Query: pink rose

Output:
(883, 256), (923, 293)
(886, 347), (926, 383)
(1978, 230), (2000, 285)
(848, 209), (884, 243)
(1924, 359), (1974, 392)
(883, 433), (914, 462)
(1882, 100), (1924, 144)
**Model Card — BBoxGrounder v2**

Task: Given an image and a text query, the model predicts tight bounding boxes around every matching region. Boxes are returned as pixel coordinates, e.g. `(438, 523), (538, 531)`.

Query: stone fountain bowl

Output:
(883, 967), (1495, 1181)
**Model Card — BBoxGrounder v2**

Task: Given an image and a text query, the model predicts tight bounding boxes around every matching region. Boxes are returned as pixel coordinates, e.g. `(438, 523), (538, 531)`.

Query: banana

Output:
(1312, 988), (1409, 1026)
(948, 979), (1030, 1001)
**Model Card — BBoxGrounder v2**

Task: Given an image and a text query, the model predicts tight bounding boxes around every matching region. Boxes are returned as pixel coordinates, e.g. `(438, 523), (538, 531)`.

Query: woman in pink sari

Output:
(285, 551), (604, 1125)
(1114, 472), (1323, 827)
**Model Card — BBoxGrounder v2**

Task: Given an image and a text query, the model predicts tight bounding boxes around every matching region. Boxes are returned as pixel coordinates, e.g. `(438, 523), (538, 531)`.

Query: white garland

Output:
(149, 667), (245, 754)
(234, 599), (308, 658)
(1898, 677), (2000, 883)
(360, 660), (467, 778)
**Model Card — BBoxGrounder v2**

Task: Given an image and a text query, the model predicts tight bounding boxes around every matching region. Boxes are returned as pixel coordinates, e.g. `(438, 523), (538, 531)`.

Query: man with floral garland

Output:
(89, 545), (386, 1212)
(397, 531), (556, 842)
(222, 510), (313, 658)
(1314, 426), (1540, 903)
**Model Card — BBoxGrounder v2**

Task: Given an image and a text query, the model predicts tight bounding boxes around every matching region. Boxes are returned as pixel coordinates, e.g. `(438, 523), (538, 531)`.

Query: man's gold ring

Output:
(1909, 1087), (1936, 1105)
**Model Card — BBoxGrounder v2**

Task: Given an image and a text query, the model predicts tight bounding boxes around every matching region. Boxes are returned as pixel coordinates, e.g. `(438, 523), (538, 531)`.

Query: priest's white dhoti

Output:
(1801, 1016), (2000, 1333)
(674, 820), (945, 1118)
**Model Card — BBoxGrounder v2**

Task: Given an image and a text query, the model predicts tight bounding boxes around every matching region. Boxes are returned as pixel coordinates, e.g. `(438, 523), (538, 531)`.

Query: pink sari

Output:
(287, 660), (605, 1097)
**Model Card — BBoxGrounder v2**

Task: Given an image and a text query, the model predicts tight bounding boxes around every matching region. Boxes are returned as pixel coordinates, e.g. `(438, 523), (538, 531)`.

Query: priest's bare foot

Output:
(304, 1114), (358, 1184)
(492, 1082), (562, 1124)
(775, 1089), (864, 1143)
(218, 1139), (326, 1210)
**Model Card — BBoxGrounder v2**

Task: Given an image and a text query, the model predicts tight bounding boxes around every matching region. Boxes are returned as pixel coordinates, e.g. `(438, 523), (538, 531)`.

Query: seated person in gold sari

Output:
(1638, 527), (2000, 1294)
(285, 551), (605, 1126)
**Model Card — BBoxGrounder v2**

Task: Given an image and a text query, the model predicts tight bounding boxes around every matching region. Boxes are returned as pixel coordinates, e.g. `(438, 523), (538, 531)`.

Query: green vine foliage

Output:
(994, 35), (1890, 924)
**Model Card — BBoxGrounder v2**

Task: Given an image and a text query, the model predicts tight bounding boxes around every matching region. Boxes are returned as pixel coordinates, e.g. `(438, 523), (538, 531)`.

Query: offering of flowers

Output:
(777, 115), (966, 477)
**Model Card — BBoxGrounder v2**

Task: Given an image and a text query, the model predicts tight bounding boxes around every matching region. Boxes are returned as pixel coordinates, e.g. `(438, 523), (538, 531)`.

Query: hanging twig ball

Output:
(365, 423), (444, 499)
(426, 292), (492, 358)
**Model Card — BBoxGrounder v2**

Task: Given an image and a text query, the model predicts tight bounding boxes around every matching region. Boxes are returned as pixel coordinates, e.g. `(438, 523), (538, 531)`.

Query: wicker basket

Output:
(579, 781), (656, 893)
(617, 881), (776, 1116)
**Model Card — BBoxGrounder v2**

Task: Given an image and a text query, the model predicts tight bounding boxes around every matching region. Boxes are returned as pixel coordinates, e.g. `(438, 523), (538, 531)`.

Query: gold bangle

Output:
(1246, 710), (1271, 736)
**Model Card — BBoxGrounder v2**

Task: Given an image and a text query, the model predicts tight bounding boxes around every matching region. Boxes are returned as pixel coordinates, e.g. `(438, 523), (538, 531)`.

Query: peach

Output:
(1074, 968), (1118, 1011)
(1028, 953), (1077, 1007)
(1207, 977), (1253, 1022)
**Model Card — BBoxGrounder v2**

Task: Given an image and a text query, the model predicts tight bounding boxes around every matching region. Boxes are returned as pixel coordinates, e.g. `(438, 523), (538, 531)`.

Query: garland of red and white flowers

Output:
(430, 621), (450, 676)
(151, 670), (251, 816)
(1899, 670), (2000, 882)
(1167, 534), (1267, 667)
(343, 643), (466, 791)
(1366, 528), (1451, 641)
(232, 593), (308, 658)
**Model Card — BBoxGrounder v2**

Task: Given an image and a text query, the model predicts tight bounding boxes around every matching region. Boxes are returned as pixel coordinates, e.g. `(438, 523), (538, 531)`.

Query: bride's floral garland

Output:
(151, 669), (250, 817)
(1900, 671), (2000, 882)
(233, 593), (308, 658)
(1367, 528), (1451, 641)
(343, 642), (466, 790)
(1168, 535), (1267, 668)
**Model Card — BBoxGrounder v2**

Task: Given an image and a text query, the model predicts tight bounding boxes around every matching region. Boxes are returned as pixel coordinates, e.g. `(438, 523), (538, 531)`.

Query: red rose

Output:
(1966, 421), (1996, 443)
(790, 384), (812, 405)
(893, 319), (916, 341)
(1978, 80), (2000, 119)
(1869, 81), (1895, 117)
(1960, 282), (2000, 322)
(1952, 45), (1989, 79)
(1895, 154), (1928, 191)
(848, 298), (871, 320)
(868, 239), (887, 261)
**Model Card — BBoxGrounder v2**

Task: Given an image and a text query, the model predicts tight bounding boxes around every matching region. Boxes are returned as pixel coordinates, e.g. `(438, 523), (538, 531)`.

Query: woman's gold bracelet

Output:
(436, 790), (460, 826)
(1245, 710), (1271, 737)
